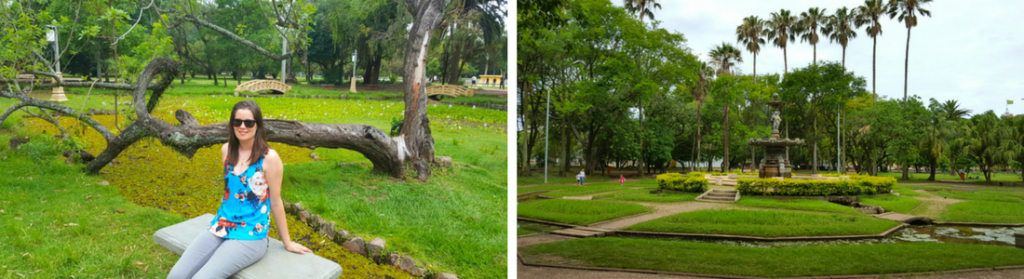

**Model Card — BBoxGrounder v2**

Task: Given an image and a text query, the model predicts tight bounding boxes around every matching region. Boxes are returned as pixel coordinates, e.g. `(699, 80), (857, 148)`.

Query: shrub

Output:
(736, 176), (895, 196)
(687, 171), (758, 177)
(658, 173), (709, 193)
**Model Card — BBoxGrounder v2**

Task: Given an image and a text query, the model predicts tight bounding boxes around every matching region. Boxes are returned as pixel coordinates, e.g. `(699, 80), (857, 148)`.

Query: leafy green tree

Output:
(779, 61), (869, 174)
(964, 111), (1008, 182)
(888, 0), (932, 106)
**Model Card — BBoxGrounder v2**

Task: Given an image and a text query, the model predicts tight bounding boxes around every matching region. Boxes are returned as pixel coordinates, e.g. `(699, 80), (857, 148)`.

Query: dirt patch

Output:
(518, 234), (577, 247)
(910, 196), (962, 219)
(590, 202), (734, 229)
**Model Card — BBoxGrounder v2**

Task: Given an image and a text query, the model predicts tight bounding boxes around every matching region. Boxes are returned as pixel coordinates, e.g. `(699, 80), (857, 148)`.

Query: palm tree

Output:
(709, 43), (742, 172)
(709, 43), (742, 76)
(624, 0), (662, 23)
(824, 7), (858, 68)
(936, 99), (971, 121)
(798, 7), (828, 65)
(888, 0), (933, 106)
(767, 9), (797, 75)
(736, 16), (766, 84)
(856, 0), (886, 103)
(690, 61), (714, 172)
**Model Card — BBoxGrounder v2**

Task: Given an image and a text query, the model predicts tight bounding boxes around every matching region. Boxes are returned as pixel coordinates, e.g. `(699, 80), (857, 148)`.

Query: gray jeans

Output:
(167, 231), (268, 279)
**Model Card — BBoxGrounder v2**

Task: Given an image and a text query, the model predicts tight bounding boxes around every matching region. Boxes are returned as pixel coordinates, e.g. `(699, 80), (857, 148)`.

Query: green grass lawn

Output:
(518, 199), (650, 226)
(858, 195), (923, 214)
(736, 197), (865, 215)
(521, 237), (1024, 277)
(517, 173), (582, 185)
(873, 171), (1023, 183)
(625, 210), (898, 237)
(516, 182), (639, 198)
(597, 191), (700, 203)
(0, 139), (185, 278)
(2, 82), (506, 278)
(942, 201), (1024, 223)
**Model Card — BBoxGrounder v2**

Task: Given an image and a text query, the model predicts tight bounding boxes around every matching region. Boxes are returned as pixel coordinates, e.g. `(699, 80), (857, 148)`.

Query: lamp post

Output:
(45, 25), (68, 102)
(349, 50), (357, 93)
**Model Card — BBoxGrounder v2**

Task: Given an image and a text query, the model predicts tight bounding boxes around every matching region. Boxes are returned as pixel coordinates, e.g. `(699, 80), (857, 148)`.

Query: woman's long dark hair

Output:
(227, 100), (270, 165)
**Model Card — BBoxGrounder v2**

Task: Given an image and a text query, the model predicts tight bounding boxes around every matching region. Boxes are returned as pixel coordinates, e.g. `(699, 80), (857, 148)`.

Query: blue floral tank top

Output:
(208, 154), (271, 240)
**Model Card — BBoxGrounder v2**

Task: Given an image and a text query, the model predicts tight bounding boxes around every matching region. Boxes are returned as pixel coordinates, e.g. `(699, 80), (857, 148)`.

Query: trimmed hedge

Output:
(736, 176), (895, 196)
(658, 173), (709, 193)
(687, 171), (759, 177)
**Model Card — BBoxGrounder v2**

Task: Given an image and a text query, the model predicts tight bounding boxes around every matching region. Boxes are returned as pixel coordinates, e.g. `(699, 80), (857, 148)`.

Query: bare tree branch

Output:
(178, 15), (297, 61)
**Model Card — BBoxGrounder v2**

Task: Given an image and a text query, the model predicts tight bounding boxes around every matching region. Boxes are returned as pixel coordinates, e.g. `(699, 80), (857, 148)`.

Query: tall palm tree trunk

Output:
(872, 37), (877, 106)
(723, 105), (730, 172)
(753, 54), (757, 84)
(783, 46), (788, 74)
(903, 27), (911, 106)
(813, 43), (817, 65)
(841, 47), (846, 68)
(696, 102), (702, 173)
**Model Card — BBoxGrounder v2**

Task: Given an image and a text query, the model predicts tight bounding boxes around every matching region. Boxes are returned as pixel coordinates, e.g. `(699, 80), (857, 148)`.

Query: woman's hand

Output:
(284, 241), (312, 254)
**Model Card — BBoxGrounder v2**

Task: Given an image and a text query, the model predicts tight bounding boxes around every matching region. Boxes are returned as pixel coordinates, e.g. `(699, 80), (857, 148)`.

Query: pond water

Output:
(517, 220), (1024, 248)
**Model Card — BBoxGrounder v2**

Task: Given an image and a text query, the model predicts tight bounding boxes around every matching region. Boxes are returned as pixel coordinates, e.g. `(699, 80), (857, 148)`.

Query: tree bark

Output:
(783, 46), (788, 74)
(2, 58), (407, 177)
(400, 0), (445, 181)
(872, 36), (877, 106)
(722, 105), (729, 172)
(903, 27), (911, 106)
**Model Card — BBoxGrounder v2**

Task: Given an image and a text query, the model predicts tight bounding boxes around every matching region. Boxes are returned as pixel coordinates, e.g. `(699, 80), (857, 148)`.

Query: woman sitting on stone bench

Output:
(168, 100), (312, 279)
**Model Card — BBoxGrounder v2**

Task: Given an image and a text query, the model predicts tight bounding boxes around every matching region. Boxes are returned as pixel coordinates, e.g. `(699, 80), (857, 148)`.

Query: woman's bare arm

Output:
(264, 149), (311, 254)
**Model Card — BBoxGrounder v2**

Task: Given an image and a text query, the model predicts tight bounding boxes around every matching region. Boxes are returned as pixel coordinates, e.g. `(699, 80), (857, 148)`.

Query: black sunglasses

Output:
(231, 119), (257, 128)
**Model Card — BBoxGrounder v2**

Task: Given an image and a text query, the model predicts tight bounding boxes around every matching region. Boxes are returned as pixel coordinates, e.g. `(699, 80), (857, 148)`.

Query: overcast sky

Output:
(610, 0), (1024, 116)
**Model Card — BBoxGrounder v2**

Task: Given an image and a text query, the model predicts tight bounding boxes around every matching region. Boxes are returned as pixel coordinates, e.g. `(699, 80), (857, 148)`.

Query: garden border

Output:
(517, 218), (908, 241)
(282, 200), (459, 279)
(517, 252), (1024, 279)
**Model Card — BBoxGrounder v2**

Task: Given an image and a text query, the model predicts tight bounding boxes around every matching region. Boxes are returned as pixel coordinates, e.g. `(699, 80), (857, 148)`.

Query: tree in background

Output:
(855, 0), (886, 102)
(888, 0), (932, 106)
(735, 15), (766, 84)
(766, 9), (797, 75)
(797, 7), (828, 65)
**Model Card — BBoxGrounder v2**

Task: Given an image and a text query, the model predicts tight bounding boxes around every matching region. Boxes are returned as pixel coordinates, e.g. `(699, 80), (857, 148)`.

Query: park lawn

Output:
(625, 210), (898, 237)
(517, 173), (582, 185)
(929, 189), (1024, 203)
(516, 183), (636, 198)
(0, 136), (185, 278)
(736, 197), (865, 215)
(518, 199), (650, 226)
(891, 185), (948, 197)
(439, 93), (507, 105)
(941, 201), (1024, 223)
(597, 191), (700, 202)
(858, 195), (923, 214)
(874, 171), (1023, 183)
(520, 237), (1024, 278)
(3, 90), (506, 278)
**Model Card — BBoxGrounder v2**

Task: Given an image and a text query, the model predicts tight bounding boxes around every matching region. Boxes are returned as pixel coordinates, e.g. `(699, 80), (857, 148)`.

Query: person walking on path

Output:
(168, 100), (312, 279)
(619, 175), (625, 186)
(579, 169), (586, 186)
(500, 76), (506, 89)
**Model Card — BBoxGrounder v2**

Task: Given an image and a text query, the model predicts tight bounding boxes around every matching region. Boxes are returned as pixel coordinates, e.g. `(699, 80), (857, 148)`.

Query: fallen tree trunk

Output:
(1, 58), (406, 177)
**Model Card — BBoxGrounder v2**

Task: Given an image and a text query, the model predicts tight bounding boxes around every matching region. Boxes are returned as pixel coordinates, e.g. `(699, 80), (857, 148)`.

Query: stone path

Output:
(517, 234), (576, 248)
(550, 227), (615, 238)
(590, 202), (733, 230)
(516, 261), (1024, 279)
(875, 212), (933, 224)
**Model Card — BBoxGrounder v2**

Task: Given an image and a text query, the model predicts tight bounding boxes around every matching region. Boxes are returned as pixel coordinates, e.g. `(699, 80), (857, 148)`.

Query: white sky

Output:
(612, 0), (1024, 116)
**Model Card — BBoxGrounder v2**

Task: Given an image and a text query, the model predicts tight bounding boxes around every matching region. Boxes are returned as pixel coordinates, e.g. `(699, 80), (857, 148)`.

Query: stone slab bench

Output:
(154, 213), (343, 279)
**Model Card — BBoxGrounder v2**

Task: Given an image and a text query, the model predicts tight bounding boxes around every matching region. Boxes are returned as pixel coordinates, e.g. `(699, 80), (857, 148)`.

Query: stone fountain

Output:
(748, 93), (804, 179)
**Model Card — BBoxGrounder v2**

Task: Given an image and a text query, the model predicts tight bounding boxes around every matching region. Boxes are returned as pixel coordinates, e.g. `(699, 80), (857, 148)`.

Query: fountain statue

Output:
(748, 93), (804, 179)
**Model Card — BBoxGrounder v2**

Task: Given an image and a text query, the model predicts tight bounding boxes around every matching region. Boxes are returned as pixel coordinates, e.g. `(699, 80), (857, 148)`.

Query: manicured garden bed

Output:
(625, 209), (898, 237)
(518, 199), (650, 226)
(520, 237), (1024, 277)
